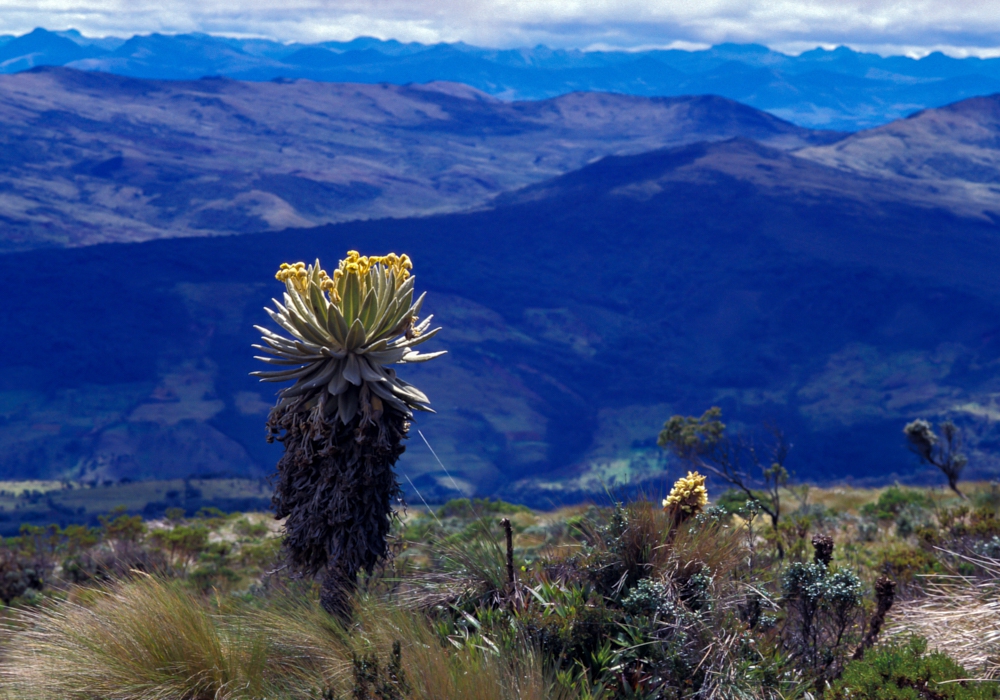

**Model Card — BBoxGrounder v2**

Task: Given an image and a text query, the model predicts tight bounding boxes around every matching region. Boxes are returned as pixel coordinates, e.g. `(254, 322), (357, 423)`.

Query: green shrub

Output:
(968, 508), (1000, 538)
(164, 507), (186, 523)
(98, 508), (146, 544)
(233, 518), (270, 539)
(148, 524), (209, 570)
(973, 483), (1000, 512)
(189, 542), (240, 593)
(714, 488), (750, 515)
(238, 536), (282, 570)
(857, 517), (880, 542)
(827, 636), (1000, 700)
(0, 549), (43, 605)
(437, 498), (530, 519)
(518, 580), (618, 674)
(881, 546), (943, 584)
(860, 487), (932, 522)
(620, 578), (677, 618)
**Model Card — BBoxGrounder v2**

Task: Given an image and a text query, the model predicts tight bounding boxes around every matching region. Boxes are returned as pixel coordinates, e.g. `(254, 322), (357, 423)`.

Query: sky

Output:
(2, 0), (1000, 57)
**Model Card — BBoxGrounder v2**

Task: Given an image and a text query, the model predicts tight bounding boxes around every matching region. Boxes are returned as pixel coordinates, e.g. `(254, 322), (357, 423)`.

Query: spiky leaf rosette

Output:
(252, 252), (444, 591)
(253, 252), (443, 427)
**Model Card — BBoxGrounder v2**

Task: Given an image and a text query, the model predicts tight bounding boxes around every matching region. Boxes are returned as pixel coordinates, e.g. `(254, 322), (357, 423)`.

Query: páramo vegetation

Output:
(1, 251), (999, 700)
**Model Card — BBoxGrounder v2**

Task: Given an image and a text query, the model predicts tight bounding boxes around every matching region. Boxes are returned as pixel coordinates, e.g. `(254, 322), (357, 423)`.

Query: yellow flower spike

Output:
(663, 471), (708, 514)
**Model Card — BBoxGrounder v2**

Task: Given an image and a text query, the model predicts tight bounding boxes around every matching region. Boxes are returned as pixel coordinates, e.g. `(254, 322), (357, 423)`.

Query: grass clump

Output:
(0, 574), (321, 699)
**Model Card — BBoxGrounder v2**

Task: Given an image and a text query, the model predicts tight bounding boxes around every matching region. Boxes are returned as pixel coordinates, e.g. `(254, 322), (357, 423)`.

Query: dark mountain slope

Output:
(2, 138), (999, 501)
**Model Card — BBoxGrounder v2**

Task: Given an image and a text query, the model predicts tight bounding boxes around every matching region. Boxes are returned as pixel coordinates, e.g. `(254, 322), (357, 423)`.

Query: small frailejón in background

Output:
(253, 252), (444, 615)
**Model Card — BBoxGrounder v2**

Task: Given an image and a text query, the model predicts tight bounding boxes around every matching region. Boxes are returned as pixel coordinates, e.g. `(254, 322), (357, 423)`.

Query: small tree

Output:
(658, 407), (792, 556)
(253, 252), (444, 615)
(903, 419), (968, 499)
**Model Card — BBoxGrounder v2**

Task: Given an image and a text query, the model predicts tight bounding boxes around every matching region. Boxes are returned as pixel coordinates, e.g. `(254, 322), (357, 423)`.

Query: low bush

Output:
(0, 548), (43, 605)
(437, 498), (530, 520)
(861, 487), (933, 522)
(881, 546), (944, 585)
(781, 561), (865, 680)
(827, 636), (1000, 700)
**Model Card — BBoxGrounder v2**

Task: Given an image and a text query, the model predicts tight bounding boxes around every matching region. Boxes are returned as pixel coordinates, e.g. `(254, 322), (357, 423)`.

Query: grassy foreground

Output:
(2, 482), (1000, 698)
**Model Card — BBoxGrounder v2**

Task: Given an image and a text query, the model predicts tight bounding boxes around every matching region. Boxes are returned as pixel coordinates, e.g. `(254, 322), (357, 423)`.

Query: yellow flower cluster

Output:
(275, 252), (413, 302)
(338, 250), (412, 285)
(275, 262), (308, 292)
(662, 471), (708, 514)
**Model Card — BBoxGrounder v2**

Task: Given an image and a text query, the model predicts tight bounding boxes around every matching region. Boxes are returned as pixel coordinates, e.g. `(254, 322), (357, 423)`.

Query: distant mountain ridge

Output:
(0, 67), (836, 252)
(3, 28), (1000, 129)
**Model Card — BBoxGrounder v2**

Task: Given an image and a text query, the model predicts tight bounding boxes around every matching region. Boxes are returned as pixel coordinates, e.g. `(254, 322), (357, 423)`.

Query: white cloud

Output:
(0, 0), (999, 55)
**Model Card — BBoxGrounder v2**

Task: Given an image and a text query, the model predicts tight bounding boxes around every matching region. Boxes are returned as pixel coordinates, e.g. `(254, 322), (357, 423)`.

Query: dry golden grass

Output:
(0, 573), (325, 700)
(889, 553), (1000, 678)
(798, 481), (998, 515)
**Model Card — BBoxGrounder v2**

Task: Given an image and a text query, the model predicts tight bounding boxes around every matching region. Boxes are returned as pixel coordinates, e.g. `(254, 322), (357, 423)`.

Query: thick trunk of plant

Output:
(268, 399), (408, 615)
(319, 563), (356, 619)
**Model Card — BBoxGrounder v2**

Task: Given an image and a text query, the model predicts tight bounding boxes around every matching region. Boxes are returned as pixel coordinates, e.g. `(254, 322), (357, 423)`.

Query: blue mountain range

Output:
(3, 27), (1000, 129)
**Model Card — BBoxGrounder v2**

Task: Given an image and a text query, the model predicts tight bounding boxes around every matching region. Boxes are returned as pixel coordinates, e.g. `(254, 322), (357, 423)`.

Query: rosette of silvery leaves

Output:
(252, 252), (444, 424)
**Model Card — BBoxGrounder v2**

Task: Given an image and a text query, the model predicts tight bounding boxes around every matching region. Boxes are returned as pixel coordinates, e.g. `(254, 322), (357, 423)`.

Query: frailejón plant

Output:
(253, 252), (444, 614)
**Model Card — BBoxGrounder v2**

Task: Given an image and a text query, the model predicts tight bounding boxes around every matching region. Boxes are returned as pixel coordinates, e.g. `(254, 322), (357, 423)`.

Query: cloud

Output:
(1, 0), (999, 55)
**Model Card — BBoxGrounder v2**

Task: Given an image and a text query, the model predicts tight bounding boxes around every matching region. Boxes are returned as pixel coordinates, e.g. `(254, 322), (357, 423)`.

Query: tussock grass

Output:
(0, 573), (326, 699)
